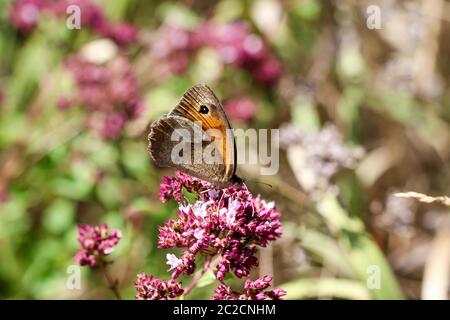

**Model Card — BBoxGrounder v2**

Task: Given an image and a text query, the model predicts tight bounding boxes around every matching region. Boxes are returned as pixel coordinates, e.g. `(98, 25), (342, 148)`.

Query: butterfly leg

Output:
(217, 188), (226, 209)
(242, 182), (256, 216)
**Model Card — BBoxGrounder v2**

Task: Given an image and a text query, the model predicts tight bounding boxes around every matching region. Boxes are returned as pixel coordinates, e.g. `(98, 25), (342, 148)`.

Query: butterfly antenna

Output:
(218, 190), (225, 207)
(240, 182), (256, 216)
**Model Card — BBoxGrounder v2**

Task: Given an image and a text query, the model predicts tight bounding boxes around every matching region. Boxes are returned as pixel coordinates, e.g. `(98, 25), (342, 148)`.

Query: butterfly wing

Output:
(169, 84), (237, 183)
(148, 114), (232, 187)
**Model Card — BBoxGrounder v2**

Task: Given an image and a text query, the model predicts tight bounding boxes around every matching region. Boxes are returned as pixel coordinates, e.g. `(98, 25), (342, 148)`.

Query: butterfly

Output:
(148, 84), (243, 188)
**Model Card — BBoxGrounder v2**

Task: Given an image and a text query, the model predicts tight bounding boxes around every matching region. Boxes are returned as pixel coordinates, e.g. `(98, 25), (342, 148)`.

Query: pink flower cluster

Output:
(158, 172), (282, 280)
(212, 275), (286, 300)
(10, 0), (138, 45)
(158, 172), (210, 203)
(9, 0), (48, 33)
(75, 224), (122, 267)
(149, 26), (196, 78)
(194, 22), (283, 87)
(135, 273), (184, 300)
(224, 97), (258, 123)
(151, 22), (283, 87)
(59, 55), (144, 139)
(135, 172), (285, 300)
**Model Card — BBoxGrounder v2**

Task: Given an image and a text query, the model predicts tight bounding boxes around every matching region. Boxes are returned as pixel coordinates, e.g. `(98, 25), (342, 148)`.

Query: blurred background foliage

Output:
(0, 0), (449, 299)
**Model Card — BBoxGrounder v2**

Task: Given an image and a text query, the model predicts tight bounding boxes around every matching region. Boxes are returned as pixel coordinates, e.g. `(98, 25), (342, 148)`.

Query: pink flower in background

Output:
(10, 1), (280, 84)
(253, 55), (283, 87)
(224, 97), (258, 122)
(91, 112), (127, 140)
(10, 0), (138, 46)
(97, 22), (138, 46)
(148, 26), (196, 77)
(150, 21), (283, 86)
(192, 22), (283, 87)
(197, 22), (250, 65)
(54, 0), (138, 46)
(75, 224), (122, 267)
(212, 276), (287, 300)
(134, 273), (184, 300)
(59, 55), (144, 139)
(52, 0), (107, 31)
(56, 96), (72, 110)
(9, 0), (49, 32)
(152, 26), (193, 56)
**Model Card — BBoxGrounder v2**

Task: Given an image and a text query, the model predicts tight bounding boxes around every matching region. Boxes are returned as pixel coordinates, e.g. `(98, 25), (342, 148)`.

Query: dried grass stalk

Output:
(394, 192), (450, 208)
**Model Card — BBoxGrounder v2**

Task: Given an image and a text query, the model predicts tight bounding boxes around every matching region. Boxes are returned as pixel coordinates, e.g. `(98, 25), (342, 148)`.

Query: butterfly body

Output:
(148, 84), (242, 187)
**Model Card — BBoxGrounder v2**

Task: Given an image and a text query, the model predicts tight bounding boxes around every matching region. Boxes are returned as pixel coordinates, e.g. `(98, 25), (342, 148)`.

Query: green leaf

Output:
(0, 113), (26, 146)
(51, 177), (93, 200)
(342, 234), (404, 300)
(316, 195), (364, 233)
(104, 0), (134, 20)
(157, 2), (200, 28)
(281, 278), (371, 300)
(299, 228), (355, 278)
(197, 270), (216, 288)
(43, 198), (75, 235)
(291, 96), (320, 132)
(316, 195), (404, 299)
(291, 0), (321, 21)
(121, 141), (150, 179)
(182, 188), (198, 204)
(96, 177), (123, 208)
(0, 192), (31, 237)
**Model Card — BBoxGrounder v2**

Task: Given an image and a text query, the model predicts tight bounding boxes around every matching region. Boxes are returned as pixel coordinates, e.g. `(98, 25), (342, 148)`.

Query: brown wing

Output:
(169, 84), (237, 182)
(148, 115), (231, 187)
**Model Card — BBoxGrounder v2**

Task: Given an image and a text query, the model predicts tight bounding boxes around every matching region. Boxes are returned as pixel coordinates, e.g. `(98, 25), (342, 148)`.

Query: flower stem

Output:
(99, 260), (122, 300)
(183, 255), (221, 297)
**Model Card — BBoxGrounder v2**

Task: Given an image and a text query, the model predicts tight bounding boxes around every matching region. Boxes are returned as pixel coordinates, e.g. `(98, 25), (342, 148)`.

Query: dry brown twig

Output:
(393, 191), (450, 300)
(394, 192), (450, 208)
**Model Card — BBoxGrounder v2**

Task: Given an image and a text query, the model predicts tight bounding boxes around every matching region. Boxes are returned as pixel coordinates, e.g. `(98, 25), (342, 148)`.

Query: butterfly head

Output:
(231, 174), (244, 185)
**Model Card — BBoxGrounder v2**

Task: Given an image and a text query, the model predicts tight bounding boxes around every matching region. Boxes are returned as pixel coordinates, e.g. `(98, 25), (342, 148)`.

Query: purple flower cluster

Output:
(158, 171), (210, 203)
(194, 22), (283, 87)
(150, 22), (283, 87)
(59, 55), (144, 139)
(10, 0), (138, 45)
(135, 172), (286, 300)
(148, 26), (194, 78)
(158, 172), (283, 281)
(75, 224), (122, 267)
(135, 172), (285, 300)
(9, 0), (49, 33)
(212, 276), (286, 300)
(135, 273), (184, 300)
(224, 97), (257, 123)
